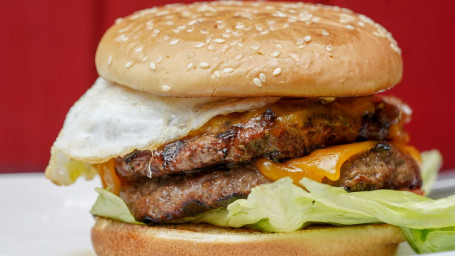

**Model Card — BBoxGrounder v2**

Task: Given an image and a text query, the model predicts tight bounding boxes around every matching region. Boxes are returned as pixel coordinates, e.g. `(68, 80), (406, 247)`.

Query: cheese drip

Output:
(94, 159), (121, 195)
(255, 141), (377, 185)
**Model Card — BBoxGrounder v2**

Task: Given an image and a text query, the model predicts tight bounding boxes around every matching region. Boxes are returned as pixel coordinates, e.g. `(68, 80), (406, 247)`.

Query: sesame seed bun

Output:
(91, 217), (405, 256)
(95, 1), (402, 97)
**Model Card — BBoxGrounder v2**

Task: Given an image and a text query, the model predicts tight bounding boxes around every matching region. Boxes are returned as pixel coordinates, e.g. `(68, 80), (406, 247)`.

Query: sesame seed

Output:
(161, 85), (171, 91)
(296, 39), (304, 45)
(298, 45), (305, 49)
(124, 61), (134, 69)
(234, 54), (243, 60)
(322, 29), (329, 36)
(213, 38), (226, 44)
(222, 34), (230, 38)
(255, 25), (263, 31)
(253, 78), (262, 87)
(304, 35), (312, 42)
(326, 44), (333, 52)
(390, 43), (401, 54)
(149, 61), (156, 71)
(135, 46), (143, 52)
(235, 23), (245, 29)
(358, 14), (375, 25)
(157, 10), (169, 16)
(288, 16), (297, 22)
(200, 29), (208, 34)
(118, 26), (130, 33)
(165, 21), (174, 26)
(259, 73), (267, 83)
(186, 63), (193, 71)
(156, 56), (162, 63)
(195, 42), (205, 48)
(206, 37), (212, 43)
(187, 27), (194, 32)
(116, 34), (129, 42)
(276, 44), (282, 49)
(208, 45), (215, 50)
(142, 56), (149, 62)
(260, 30), (269, 35)
(223, 68), (234, 73)
(232, 31), (242, 37)
(272, 51), (280, 57)
(200, 62), (210, 68)
(169, 39), (179, 46)
(339, 13), (355, 24)
(249, 45), (260, 51)
(345, 25), (355, 30)
(274, 11), (287, 18)
(312, 17), (321, 23)
(163, 35), (170, 41)
(214, 70), (221, 77)
(299, 13), (312, 22)
(107, 56), (113, 66)
(273, 68), (281, 76)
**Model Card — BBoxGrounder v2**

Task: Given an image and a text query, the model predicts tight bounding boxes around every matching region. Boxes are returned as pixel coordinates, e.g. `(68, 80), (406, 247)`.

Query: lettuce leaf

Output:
(299, 178), (455, 229)
(420, 150), (443, 195)
(90, 187), (143, 225)
(196, 178), (377, 232)
(401, 226), (455, 254)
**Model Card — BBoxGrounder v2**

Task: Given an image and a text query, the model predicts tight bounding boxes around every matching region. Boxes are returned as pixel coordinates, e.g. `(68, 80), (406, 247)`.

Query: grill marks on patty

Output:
(116, 96), (405, 178)
(120, 165), (269, 223)
(120, 143), (421, 222)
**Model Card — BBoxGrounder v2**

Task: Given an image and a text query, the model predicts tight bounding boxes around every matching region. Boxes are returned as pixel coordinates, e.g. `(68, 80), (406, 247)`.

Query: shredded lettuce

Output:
(90, 150), (453, 253)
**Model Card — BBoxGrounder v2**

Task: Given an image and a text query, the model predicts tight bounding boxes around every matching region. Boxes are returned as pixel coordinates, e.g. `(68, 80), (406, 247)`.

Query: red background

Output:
(1, 0), (454, 173)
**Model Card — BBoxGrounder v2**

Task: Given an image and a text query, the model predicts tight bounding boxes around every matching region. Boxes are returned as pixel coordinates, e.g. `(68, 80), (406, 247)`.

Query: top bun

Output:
(96, 1), (402, 97)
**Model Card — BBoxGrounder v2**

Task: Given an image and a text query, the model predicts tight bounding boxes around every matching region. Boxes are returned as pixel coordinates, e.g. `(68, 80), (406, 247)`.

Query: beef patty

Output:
(119, 143), (421, 223)
(116, 96), (408, 179)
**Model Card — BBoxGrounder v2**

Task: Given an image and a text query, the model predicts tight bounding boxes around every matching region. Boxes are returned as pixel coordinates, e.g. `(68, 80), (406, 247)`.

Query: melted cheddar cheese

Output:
(255, 141), (377, 185)
(94, 159), (121, 195)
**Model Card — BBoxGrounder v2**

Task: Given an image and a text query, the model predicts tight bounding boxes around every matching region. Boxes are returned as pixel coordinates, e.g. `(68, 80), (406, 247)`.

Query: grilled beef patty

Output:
(116, 96), (408, 178)
(119, 143), (421, 223)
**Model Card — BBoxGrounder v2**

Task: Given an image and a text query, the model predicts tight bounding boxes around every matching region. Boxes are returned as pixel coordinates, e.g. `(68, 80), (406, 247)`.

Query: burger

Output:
(45, 1), (453, 255)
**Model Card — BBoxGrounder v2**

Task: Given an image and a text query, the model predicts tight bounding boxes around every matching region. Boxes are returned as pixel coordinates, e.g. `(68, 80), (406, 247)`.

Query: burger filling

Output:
(99, 95), (422, 223)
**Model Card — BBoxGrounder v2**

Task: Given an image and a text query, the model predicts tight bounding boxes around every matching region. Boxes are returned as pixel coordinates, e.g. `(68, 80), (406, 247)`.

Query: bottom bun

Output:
(91, 217), (405, 256)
